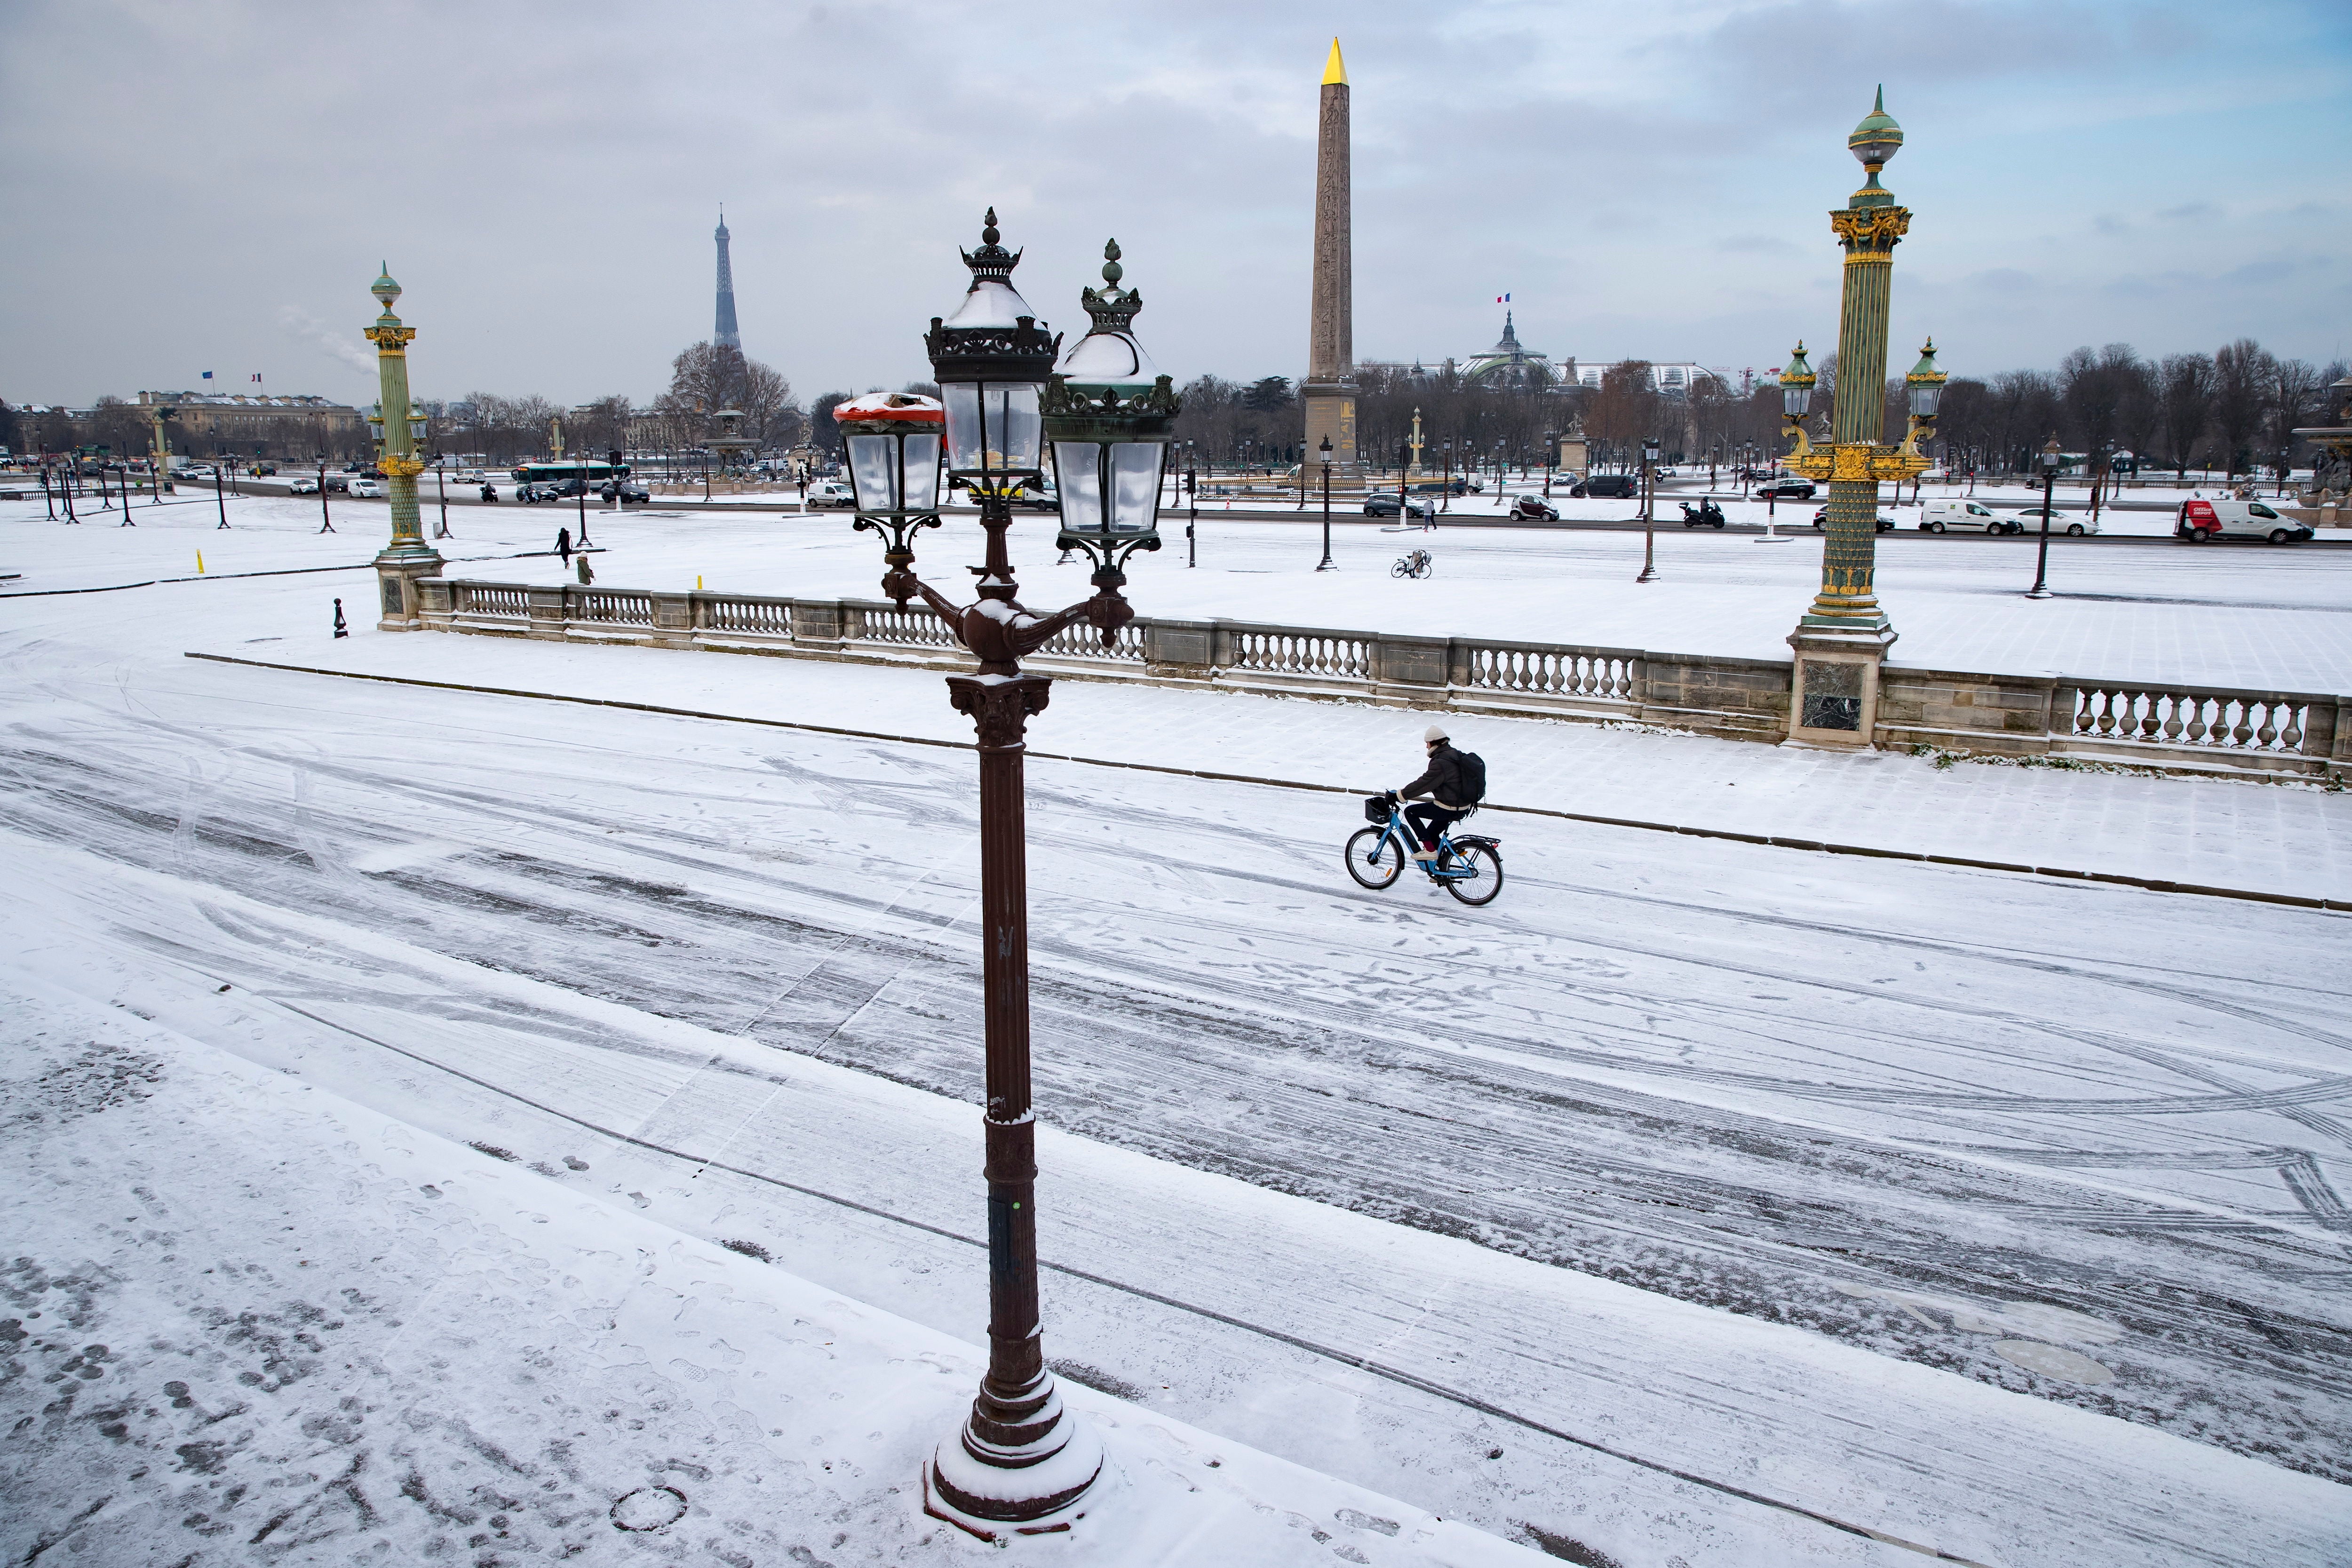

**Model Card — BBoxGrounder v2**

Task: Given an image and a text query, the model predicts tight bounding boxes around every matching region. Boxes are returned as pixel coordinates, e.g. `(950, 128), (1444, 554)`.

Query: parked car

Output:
(1509, 495), (1559, 521)
(1365, 493), (1435, 519)
(1572, 474), (1639, 499)
(288, 477), (320, 495)
(2176, 498), (2312, 544)
(597, 480), (651, 504)
(1810, 508), (1896, 533)
(350, 477), (385, 498)
(1920, 499), (2021, 534)
(807, 479), (856, 509)
(2002, 506), (2098, 536)
(1755, 478), (1817, 500)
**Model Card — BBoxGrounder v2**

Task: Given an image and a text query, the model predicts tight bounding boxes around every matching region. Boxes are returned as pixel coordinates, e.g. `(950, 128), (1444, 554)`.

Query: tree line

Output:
(1158, 338), (2345, 481)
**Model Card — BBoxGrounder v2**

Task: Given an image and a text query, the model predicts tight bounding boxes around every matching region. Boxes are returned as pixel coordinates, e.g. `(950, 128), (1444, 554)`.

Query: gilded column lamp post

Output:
(1777, 90), (1939, 748)
(837, 212), (1178, 1540)
(364, 264), (443, 630)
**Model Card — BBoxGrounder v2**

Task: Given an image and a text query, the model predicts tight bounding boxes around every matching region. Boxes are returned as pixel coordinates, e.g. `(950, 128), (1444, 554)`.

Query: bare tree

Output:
(2266, 357), (2328, 483)
(2155, 353), (2216, 477)
(2211, 338), (2273, 477)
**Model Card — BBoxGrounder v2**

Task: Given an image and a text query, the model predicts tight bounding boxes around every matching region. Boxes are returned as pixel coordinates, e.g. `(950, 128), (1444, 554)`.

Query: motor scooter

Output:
(1679, 499), (1727, 529)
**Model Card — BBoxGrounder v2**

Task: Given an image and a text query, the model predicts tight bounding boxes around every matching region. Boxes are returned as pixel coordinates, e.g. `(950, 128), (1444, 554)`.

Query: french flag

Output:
(1495, 293), (1510, 303)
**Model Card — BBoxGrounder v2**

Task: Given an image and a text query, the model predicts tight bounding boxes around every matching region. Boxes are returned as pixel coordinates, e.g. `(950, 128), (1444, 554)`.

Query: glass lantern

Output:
(833, 392), (946, 607)
(1906, 339), (1945, 421)
(1043, 240), (1179, 567)
(1780, 343), (1815, 421)
(925, 209), (1058, 504)
(2040, 437), (2064, 478)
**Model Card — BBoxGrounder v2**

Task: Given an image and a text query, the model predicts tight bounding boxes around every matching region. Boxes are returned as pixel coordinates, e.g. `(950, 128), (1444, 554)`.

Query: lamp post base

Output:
(924, 1370), (1104, 1541)
(1784, 622), (1894, 750)
(373, 549), (444, 632)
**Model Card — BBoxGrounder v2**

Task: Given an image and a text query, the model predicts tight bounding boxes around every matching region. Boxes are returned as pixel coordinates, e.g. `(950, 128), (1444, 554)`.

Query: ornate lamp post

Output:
(1636, 435), (1662, 581)
(841, 212), (1174, 1540)
(1777, 91), (1936, 747)
(1316, 434), (1335, 569)
(364, 265), (442, 630)
(2027, 435), (2063, 599)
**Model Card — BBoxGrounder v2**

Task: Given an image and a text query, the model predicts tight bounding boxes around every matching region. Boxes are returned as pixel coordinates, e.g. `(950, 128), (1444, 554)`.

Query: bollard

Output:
(196, 551), (205, 574)
(333, 598), (349, 639)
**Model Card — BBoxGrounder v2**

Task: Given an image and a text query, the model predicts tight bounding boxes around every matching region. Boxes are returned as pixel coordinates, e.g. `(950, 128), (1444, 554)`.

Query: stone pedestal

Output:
(1302, 380), (1365, 490)
(373, 550), (445, 632)
(1784, 626), (1893, 750)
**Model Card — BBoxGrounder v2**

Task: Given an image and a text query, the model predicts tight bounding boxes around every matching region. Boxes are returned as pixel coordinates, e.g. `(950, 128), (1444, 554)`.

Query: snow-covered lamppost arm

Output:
(365, 264), (442, 629)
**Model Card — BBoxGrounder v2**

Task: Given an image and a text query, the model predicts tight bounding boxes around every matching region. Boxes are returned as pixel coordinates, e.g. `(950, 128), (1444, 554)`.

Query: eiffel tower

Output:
(713, 208), (741, 350)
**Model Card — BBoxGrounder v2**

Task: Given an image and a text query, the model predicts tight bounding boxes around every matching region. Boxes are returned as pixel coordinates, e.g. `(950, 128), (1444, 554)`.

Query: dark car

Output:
(1364, 493), (1434, 519)
(1571, 474), (1639, 499)
(1810, 508), (1896, 533)
(597, 481), (651, 504)
(322, 475), (350, 494)
(1756, 478), (1817, 500)
(1509, 495), (1558, 521)
(251, 462), (278, 476)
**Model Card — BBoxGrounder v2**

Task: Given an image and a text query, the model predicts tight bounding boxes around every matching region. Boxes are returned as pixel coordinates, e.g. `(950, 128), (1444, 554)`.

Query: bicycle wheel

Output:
(1442, 842), (1503, 905)
(1414, 558), (1434, 579)
(1390, 559), (1409, 578)
(1345, 827), (1405, 889)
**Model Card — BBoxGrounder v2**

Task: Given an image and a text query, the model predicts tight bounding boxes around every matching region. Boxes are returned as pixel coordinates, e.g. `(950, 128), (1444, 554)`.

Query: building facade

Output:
(136, 390), (366, 459)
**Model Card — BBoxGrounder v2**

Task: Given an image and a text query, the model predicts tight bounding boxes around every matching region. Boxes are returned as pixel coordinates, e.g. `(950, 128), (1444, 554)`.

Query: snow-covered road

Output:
(5, 505), (2351, 1564)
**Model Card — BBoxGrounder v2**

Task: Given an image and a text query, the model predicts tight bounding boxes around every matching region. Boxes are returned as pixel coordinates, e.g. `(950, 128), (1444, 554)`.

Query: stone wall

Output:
(414, 576), (2348, 783)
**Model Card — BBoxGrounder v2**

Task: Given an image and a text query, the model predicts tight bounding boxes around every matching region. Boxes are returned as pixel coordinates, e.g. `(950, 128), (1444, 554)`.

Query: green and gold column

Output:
(1780, 91), (1936, 748)
(365, 263), (443, 630)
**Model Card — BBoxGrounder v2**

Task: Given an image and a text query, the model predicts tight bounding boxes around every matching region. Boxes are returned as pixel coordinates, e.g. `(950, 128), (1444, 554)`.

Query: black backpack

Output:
(1453, 749), (1487, 805)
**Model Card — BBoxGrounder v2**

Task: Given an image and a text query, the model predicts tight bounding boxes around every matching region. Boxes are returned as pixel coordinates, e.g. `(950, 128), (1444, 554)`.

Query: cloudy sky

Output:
(5, 0), (2345, 412)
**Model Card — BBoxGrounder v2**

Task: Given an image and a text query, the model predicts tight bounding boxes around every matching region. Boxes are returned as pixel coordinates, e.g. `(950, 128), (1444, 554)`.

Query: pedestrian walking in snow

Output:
(576, 555), (594, 585)
(556, 526), (572, 565)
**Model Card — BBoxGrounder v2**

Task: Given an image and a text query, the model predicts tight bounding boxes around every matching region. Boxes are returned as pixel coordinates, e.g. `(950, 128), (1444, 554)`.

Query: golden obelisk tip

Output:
(1322, 37), (1347, 86)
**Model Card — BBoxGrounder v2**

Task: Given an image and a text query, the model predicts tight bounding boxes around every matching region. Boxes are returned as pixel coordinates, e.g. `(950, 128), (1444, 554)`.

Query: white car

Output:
(1919, 499), (2020, 534)
(350, 477), (386, 498)
(806, 479), (856, 508)
(288, 477), (320, 495)
(2007, 506), (2098, 537)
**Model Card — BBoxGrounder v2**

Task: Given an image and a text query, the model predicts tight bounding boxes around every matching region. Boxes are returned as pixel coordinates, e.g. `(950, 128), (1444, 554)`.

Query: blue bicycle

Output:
(1346, 793), (1504, 905)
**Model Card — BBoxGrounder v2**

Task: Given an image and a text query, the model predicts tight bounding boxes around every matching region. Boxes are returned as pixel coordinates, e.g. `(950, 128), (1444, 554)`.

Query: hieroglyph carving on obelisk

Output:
(1302, 37), (1362, 488)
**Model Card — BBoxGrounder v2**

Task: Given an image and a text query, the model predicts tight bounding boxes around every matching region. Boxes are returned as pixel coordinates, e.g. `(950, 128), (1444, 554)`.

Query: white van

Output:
(1919, 499), (2018, 534)
(2176, 498), (2312, 544)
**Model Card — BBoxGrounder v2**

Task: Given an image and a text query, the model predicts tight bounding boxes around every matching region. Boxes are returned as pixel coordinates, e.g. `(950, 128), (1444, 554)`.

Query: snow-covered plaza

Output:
(5, 493), (2351, 1566)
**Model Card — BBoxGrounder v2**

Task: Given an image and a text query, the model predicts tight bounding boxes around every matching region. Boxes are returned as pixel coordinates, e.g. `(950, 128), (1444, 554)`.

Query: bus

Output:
(509, 459), (627, 487)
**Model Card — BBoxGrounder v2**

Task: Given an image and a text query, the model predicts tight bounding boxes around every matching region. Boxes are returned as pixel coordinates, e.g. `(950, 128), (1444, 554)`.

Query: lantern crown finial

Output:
(961, 208), (1021, 285)
(371, 263), (400, 310)
(1075, 239), (1143, 337)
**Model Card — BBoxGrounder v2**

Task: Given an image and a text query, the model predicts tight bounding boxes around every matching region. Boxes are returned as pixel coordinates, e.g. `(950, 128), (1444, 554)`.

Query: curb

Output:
(182, 651), (2350, 915)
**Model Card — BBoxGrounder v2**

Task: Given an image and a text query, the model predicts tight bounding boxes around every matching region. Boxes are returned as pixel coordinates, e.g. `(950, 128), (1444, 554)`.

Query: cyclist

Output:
(1397, 724), (1471, 866)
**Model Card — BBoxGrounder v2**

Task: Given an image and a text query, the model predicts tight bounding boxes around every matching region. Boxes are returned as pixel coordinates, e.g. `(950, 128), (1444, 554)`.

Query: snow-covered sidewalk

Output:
(1, 969), (1538, 1568)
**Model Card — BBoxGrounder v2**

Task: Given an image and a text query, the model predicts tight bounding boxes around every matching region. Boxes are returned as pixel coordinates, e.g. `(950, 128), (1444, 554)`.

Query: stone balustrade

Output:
(413, 576), (2349, 782)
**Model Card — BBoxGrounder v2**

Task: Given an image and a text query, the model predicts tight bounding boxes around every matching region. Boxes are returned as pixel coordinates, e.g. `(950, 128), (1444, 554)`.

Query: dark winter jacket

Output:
(1401, 745), (1468, 809)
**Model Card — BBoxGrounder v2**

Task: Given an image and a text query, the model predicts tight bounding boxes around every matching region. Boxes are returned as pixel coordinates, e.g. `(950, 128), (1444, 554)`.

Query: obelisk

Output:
(1302, 37), (1361, 488)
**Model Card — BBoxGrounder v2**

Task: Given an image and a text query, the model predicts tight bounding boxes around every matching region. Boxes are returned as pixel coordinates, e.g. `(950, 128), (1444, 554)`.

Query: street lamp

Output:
(363, 264), (442, 629)
(836, 391), (946, 605)
(1636, 435), (1661, 582)
(1316, 434), (1335, 570)
(1775, 89), (1935, 748)
(848, 212), (1173, 1541)
(2027, 434), (2062, 599)
(1542, 428), (1557, 496)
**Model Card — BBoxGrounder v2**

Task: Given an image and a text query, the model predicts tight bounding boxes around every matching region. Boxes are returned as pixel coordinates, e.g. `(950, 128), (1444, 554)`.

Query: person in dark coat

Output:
(1398, 724), (1469, 865)
(556, 525), (572, 565)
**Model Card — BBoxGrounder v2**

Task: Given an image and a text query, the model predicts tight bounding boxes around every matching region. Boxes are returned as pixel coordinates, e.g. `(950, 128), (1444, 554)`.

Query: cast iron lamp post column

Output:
(837, 215), (1177, 1541)
(1317, 434), (1335, 570)
(1636, 435), (1661, 581)
(1776, 91), (1939, 746)
(2027, 435), (2061, 599)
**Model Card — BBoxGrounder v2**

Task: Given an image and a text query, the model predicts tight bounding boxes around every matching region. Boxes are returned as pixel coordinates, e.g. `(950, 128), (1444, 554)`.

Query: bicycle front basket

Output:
(1363, 795), (1391, 823)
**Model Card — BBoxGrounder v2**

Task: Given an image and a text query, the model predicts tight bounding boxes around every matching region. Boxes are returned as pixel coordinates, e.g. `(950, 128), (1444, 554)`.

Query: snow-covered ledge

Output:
(411, 576), (2350, 782)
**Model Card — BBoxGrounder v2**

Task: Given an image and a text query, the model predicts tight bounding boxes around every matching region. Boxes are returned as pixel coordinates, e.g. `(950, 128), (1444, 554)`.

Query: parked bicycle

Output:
(1346, 792), (1503, 905)
(1391, 549), (1433, 579)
